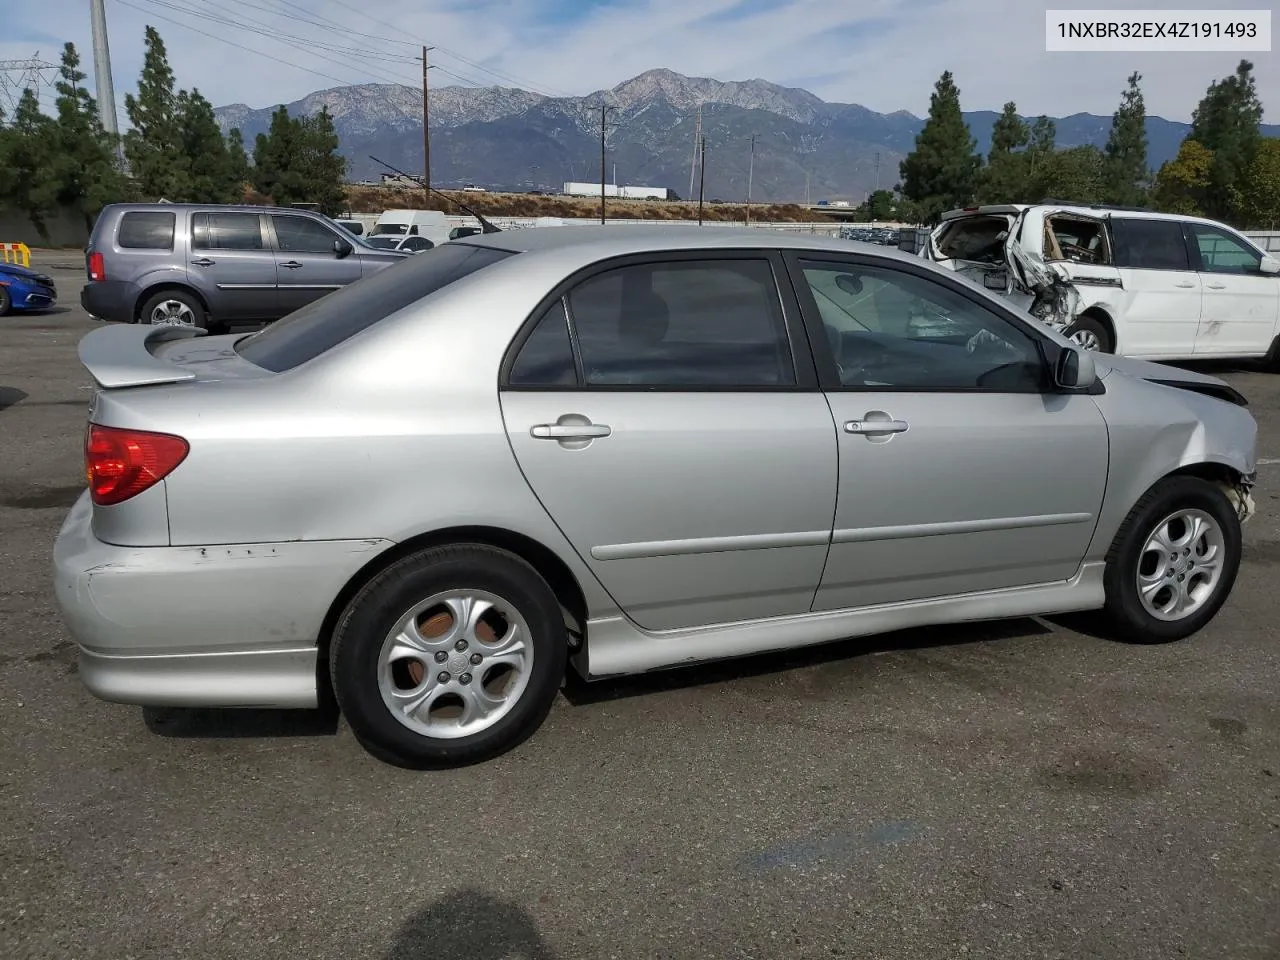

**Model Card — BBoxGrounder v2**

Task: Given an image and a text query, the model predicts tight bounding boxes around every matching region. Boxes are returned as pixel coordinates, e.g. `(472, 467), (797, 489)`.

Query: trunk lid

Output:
(78, 324), (271, 389)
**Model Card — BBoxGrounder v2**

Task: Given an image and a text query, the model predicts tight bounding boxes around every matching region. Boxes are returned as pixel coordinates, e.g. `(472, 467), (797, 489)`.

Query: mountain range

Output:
(213, 68), (1280, 204)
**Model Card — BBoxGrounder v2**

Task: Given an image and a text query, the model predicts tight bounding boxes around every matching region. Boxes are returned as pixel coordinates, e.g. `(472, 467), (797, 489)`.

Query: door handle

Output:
(1206, 282), (1226, 289)
(190, 257), (215, 267)
(845, 418), (908, 435)
(1174, 280), (1196, 288)
(531, 423), (611, 439)
(280, 260), (303, 269)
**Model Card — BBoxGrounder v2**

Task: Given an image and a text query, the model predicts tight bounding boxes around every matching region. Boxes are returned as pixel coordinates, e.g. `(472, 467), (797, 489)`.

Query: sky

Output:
(2, 0), (1274, 124)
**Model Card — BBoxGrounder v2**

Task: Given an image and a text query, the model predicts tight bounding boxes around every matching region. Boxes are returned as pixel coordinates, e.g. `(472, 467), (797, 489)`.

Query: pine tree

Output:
(1025, 116), (1057, 199)
(252, 105), (347, 213)
(177, 88), (241, 203)
(298, 107), (347, 215)
(989, 102), (1029, 158)
(1242, 138), (1280, 229)
(1189, 59), (1264, 221)
(899, 71), (982, 224)
(1103, 71), (1148, 206)
(1151, 140), (1214, 215)
(226, 128), (250, 201)
(1042, 145), (1106, 204)
(252, 105), (302, 204)
(124, 26), (189, 200)
(979, 101), (1031, 202)
(5, 89), (58, 238)
(49, 42), (128, 227)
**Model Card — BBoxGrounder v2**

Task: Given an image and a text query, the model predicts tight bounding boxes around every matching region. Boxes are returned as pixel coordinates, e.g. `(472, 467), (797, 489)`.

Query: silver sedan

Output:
(53, 227), (1258, 767)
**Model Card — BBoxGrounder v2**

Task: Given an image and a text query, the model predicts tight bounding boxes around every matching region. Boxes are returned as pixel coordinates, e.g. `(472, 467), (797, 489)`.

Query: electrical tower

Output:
(0, 56), (58, 114)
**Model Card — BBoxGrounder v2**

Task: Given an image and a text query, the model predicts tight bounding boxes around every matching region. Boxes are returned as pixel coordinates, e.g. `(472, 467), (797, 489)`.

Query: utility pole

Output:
(689, 102), (702, 200)
(421, 46), (434, 194)
(599, 103), (615, 224)
(746, 134), (756, 225)
(805, 172), (810, 206)
(89, 0), (124, 168)
(697, 136), (707, 226)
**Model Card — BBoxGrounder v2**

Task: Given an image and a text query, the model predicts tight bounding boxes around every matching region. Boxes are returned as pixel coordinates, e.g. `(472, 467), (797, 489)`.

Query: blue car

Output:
(0, 262), (57, 315)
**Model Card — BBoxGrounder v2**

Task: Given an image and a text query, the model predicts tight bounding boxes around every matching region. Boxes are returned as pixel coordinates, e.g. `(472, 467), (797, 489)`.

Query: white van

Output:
(918, 203), (1280, 362)
(367, 209), (452, 248)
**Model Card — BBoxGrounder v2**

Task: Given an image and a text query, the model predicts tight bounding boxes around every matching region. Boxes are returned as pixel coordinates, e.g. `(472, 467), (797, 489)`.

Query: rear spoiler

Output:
(78, 324), (205, 389)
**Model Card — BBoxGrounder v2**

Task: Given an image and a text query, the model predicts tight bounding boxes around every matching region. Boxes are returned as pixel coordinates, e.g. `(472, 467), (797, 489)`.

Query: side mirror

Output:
(1260, 255), (1280, 276)
(834, 274), (863, 295)
(334, 238), (353, 259)
(1055, 344), (1097, 390)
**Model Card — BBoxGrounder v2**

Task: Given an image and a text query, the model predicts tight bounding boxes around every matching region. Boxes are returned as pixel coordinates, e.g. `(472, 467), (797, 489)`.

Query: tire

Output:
(0, 286), (10, 316)
(1099, 476), (1242, 644)
(139, 289), (207, 330)
(330, 544), (568, 768)
(1064, 314), (1113, 354)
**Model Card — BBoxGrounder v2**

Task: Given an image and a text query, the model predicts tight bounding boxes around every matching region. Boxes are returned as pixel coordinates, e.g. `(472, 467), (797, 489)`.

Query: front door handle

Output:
(190, 257), (215, 267)
(1174, 280), (1196, 288)
(1205, 282), (1226, 289)
(280, 260), (303, 269)
(531, 423), (611, 439)
(845, 418), (908, 435)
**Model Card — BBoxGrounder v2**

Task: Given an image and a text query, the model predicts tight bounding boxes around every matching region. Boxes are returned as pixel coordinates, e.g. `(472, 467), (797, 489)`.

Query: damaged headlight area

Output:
(1218, 473), (1257, 524)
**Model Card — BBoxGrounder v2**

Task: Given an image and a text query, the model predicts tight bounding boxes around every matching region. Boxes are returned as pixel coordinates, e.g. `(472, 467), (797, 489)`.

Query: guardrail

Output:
(1, 242), (31, 267)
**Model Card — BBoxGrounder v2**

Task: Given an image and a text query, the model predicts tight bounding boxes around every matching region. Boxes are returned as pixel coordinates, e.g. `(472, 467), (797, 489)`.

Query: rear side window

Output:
(117, 212), (175, 250)
(1111, 219), (1190, 270)
(236, 243), (515, 372)
(192, 213), (265, 251)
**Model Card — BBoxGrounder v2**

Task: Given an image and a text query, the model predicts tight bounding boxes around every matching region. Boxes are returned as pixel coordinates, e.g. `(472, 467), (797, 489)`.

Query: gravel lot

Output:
(1, 254), (1278, 960)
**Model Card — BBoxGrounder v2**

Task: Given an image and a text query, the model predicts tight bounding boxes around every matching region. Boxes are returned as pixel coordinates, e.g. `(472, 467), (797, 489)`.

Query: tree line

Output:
(886, 61), (1279, 228)
(0, 26), (348, 239)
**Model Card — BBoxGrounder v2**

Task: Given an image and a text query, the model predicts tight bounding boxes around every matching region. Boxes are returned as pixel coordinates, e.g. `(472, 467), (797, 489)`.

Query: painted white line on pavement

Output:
(1258, 458), (1280, 466)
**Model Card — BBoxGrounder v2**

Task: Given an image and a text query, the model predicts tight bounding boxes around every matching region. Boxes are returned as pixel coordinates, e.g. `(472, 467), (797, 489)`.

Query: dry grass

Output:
(343, 186), (832, 223)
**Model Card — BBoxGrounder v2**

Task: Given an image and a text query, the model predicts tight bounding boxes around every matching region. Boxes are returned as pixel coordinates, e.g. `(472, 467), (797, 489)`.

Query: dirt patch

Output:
(1039, 747), (1170, 798)
(1, 484), (84, 509)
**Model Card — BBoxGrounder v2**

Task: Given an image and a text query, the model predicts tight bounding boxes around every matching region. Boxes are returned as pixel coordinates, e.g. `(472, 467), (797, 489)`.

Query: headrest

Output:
(619, 290), (669, 344)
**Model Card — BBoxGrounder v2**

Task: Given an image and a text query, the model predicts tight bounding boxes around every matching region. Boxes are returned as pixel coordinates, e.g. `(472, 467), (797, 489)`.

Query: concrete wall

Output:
(0, 207), (90, 248)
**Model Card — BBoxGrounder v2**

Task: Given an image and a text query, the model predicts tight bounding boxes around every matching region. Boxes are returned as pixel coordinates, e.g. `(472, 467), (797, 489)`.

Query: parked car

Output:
(919, 203), (1280, 361)
(368, 209), (452, 248)
(55, 227), (1257, 768)
(449, 226), (483, 241)
(80, 203), (409, 331)
(0, 261), (57, 315)
(364, 234), (436, 254)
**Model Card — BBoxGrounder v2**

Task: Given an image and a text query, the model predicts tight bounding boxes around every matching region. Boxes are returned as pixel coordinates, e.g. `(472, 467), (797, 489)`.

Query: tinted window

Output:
(508, 300), (577, 386)
(237, 244), (515, 372)
(1111, 218), (1189, 270)
(273, 216), (339, 254)
(117, 211), (175, 250)
(567, 259), (794, 387)
(1187, 224), (1262, 274)
(192, 213), (265, 251)
(401, 236), (433, 252)
(798, 260), (1043, 392)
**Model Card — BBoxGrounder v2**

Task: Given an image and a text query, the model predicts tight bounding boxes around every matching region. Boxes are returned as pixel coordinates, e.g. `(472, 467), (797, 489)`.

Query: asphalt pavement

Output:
(1, 254), (1277, 960)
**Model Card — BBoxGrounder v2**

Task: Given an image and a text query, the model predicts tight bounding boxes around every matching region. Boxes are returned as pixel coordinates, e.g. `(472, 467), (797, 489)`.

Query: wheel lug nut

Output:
(455, 639), (468, 652)
(434, 651), (448, 663)
(470, 652), (482, 665)
(459, 673), (472, 685)
(437, 671), (451, 683)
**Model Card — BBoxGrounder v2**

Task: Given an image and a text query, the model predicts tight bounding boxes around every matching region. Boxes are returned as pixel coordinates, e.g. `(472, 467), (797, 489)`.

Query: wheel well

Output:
(1167, 461), (1246, 486)
(314, 526), (590, 700)
(1075, 307), (1116, 347)
(134, 283), (209, 323)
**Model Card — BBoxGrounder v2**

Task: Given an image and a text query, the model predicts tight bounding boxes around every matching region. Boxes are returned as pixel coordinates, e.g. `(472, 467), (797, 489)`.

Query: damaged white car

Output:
(917, 204), (1280, 363)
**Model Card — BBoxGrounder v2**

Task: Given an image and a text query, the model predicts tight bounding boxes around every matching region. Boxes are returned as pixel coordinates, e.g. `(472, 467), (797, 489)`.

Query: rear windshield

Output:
(236, 243), (514, 372)
(935, 215), (1012, 263)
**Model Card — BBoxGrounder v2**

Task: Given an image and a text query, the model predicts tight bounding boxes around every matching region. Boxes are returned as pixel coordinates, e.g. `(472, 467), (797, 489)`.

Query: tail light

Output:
(85, 424), (189, 506)
(87, 251), (106, 282)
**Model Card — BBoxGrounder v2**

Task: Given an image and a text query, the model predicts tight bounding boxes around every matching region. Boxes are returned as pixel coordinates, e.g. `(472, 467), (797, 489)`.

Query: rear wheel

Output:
(140, 289), (207, 330)
(1099, 476), (1242, 643)
(1064, 313), (1113, 353)
(330, 545), (568, 767)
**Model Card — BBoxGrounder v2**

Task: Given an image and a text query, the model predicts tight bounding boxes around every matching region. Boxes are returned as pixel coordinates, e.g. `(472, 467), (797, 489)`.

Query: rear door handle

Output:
(280, 260), (303, 269)
(190, 257), (215, 267)
(1206, 282), (1227, 289)
(845, 419), (908, 435)
(1174, 280), (1196, 288)
(531, 423), (611, 439)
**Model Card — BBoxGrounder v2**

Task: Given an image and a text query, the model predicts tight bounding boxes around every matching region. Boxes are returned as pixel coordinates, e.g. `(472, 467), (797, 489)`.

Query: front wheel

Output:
(330, 545), (568, 768)
(1064, 314), (1113, 354)
(1100, 476), (1242, 644)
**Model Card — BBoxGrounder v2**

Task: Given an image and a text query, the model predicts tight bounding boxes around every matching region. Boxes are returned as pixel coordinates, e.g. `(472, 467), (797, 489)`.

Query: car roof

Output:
(460, 224), (917, 262)
(103, 202), (331, 216)
(940, 203), (1241, 230)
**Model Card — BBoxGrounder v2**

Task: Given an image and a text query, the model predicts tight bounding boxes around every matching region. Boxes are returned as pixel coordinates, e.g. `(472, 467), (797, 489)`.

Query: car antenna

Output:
(368, 155), (501, 233)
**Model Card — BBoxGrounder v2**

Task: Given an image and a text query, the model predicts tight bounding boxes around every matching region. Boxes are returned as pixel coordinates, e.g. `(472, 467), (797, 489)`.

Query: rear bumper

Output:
(53, 491), (393, 708)
(80, 280), (134, 323)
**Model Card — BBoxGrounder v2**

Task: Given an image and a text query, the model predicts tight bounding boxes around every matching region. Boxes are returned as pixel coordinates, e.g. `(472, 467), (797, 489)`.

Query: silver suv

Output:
(81, 203), (409, 330)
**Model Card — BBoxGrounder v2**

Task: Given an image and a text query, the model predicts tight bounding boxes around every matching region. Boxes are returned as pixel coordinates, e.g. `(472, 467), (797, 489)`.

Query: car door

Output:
(1107, 217), (1201, 358)
(268, 214), (364, 314)
(187, 211), (278, 320)
(1185, 221), (1280, 356)
(784, 252), (1109, 612)
(498, 252), (838, 632)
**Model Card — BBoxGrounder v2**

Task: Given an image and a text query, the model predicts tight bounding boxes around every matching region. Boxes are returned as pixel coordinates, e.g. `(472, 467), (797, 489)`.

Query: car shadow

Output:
(0, 387), (28, 413)
(1165, 358), (1270, 376)
(143, 702), (340, 739)
(562, 616), (1052, 706)
(383, 890), (556, 960)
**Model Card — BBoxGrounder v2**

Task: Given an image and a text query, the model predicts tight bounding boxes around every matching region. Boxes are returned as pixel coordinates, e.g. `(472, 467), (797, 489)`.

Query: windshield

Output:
(236, 244), (515, 372)
(365, 236), (401, 249)
(370, 223), (408, 236)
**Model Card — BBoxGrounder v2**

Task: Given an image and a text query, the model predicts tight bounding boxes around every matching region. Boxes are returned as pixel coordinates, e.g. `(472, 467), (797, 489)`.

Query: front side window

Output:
(797, 260), (1044, 392)
(272, 216), (340, 254)
(565, 259), (795, 388)
(1111, 218), (1190, 271)
(1187, 224), (1263, 275)
(192, 213), (265, 251)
